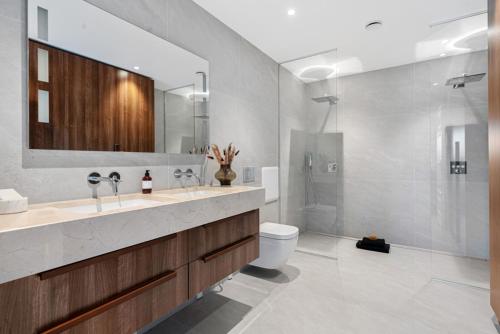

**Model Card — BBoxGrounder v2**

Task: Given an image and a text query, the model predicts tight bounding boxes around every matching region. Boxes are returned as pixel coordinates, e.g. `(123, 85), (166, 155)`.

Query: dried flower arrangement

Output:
(207, 143), (239, 186)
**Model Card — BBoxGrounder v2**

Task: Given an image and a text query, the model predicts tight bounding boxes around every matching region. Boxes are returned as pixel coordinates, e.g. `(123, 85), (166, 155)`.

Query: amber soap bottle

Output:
(142, 170), (152, 194)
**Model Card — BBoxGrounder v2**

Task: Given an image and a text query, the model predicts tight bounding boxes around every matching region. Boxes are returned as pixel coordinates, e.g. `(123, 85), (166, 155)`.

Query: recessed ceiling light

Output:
(440, 53), (447, 57)
(365, 21), (383, 31)
(433, 83), (439, 86)
(287, 8), (296, 16)
(133, 66), (140, 70)
(298, 65), (337, 82)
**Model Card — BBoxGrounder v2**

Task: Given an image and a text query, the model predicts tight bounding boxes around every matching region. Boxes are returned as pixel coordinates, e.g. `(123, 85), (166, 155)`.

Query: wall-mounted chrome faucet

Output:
(174, 168), (201, 186)
(88, 172), (122, 196)
(87, 172), (122, 212)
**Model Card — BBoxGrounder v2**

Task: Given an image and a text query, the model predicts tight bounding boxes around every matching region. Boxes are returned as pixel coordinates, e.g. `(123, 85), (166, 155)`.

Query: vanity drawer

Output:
(39, 231), (188, 280)
(189, 233), (259, 297)
(188, 210), (259, 262)
(33, 232), (188, 333)
(39, 265), (188, 334)
(0, 234), (189, 334)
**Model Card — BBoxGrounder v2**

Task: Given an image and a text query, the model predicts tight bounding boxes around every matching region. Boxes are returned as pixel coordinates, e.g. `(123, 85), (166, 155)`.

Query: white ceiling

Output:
(194, 0), (488, 79)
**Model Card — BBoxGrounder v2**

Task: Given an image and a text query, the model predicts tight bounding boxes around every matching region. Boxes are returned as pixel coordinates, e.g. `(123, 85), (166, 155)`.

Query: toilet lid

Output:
(260, 222), (299, 240)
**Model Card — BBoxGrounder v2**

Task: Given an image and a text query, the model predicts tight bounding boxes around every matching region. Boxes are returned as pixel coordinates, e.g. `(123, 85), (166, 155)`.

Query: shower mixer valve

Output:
(450, 161), (467, 175)
(328, 163), (338, 173)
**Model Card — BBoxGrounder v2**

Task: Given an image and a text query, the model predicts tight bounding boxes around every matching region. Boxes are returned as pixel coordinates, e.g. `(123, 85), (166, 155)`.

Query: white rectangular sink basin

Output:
(62, 199), (162, 214)
(169, 190), (216, 199)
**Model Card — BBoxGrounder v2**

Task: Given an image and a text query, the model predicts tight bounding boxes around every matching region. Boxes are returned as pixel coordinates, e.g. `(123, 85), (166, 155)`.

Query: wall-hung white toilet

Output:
(251, 167), (299, 269)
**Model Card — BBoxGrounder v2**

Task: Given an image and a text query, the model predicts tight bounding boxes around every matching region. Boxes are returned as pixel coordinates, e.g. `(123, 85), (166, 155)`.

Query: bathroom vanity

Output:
(0, 186), (264, 334)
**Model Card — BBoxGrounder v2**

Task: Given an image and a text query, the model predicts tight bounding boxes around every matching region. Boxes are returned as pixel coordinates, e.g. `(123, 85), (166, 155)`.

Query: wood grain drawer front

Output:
(189, 234), (259, 298)
(188, 210), (259, 262)
(39, 232), (188, 281)
(35, 233), (188, 331)
(40, 265), (188, 334)
(0, 233), (188, 334)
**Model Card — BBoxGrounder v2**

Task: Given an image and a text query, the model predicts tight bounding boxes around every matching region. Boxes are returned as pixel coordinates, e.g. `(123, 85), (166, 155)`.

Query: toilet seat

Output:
(260, 222), (299, 240)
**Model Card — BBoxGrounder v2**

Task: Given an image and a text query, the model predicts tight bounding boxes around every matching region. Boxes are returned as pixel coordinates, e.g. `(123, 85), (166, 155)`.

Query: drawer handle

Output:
(38, 233), (177, 280)
(202, 235), (256, 263)
(39, 270), (177, 334)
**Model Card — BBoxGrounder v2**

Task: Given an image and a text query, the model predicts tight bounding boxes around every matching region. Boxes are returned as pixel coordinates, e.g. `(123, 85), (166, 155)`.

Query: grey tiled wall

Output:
(281, 51), (489, 259)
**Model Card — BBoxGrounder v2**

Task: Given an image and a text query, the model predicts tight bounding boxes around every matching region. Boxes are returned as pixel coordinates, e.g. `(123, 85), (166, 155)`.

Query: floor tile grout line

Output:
(431, 277), (490, 291)
(295, 249), (338, 260)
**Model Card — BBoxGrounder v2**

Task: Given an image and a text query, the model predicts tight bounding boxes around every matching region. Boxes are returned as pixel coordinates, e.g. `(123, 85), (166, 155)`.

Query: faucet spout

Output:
(88, 173), (103, 212)
(191, 173), (201, 186)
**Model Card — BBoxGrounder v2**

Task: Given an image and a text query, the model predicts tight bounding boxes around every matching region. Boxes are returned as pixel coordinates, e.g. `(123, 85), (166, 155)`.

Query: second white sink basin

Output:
(167, 190), (217, 200)
(62, 199), (163, 214)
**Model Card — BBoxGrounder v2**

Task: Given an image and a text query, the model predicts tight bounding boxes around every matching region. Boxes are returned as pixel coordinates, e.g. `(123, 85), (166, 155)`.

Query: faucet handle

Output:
(174, 169), (193, 179)
(88, 172), (102, 185)
(174, 169), (182, 179)
(109, 172), (121, 182)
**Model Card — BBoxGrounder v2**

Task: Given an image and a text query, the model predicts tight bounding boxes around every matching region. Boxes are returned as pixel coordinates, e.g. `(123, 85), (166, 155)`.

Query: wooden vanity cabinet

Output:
(0, 232), (188, 334)
(188, 210), (260, 297)
(0, 210), (259, 334)
(188, 210), (260, 262)
(189, 236), (259, 297)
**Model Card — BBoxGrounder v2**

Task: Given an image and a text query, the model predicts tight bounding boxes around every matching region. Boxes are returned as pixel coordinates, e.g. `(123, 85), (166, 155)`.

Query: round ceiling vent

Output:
(365, 21), (383, 31)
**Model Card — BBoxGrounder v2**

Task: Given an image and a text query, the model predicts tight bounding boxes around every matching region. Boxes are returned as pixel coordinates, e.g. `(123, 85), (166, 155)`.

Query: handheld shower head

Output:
(306, 152), (313, 169)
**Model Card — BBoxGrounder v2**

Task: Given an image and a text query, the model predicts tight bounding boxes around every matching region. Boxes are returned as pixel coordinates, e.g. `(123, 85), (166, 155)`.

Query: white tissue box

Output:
(0, 189), (28, 214)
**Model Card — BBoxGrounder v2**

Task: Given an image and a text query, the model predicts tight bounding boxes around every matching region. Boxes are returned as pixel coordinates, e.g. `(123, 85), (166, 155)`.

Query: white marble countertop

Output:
(0, 186), (265, 284)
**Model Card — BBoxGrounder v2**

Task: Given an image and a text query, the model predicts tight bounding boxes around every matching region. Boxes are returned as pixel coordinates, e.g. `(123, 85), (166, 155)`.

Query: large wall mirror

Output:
(27, 0), (210, 154)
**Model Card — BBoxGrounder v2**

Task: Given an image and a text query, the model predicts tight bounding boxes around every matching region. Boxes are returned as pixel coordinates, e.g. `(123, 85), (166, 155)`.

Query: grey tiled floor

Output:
(147, 234), (496, 334)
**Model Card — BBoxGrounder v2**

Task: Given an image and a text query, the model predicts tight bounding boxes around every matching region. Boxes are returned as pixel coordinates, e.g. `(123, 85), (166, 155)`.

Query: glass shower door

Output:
(425, 13), (490, 288)
(279, 49), (340, 258)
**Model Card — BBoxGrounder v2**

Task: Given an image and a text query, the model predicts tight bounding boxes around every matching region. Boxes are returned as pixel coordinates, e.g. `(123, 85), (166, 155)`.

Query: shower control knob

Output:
(450, 161), (467, 175)
(328, 163), (337, 173)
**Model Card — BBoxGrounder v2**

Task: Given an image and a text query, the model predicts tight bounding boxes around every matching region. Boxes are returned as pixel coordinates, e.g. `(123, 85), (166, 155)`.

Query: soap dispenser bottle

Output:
(142, 170), (152, 194)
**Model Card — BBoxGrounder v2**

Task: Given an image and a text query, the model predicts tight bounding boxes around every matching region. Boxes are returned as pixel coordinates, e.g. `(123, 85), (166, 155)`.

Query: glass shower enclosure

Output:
(279, 49), (340, 258)
(278, 12), (489, 291)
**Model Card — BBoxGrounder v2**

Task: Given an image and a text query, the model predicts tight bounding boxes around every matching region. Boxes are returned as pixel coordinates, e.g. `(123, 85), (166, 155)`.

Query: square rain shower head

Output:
(445, 73), (486, 89)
